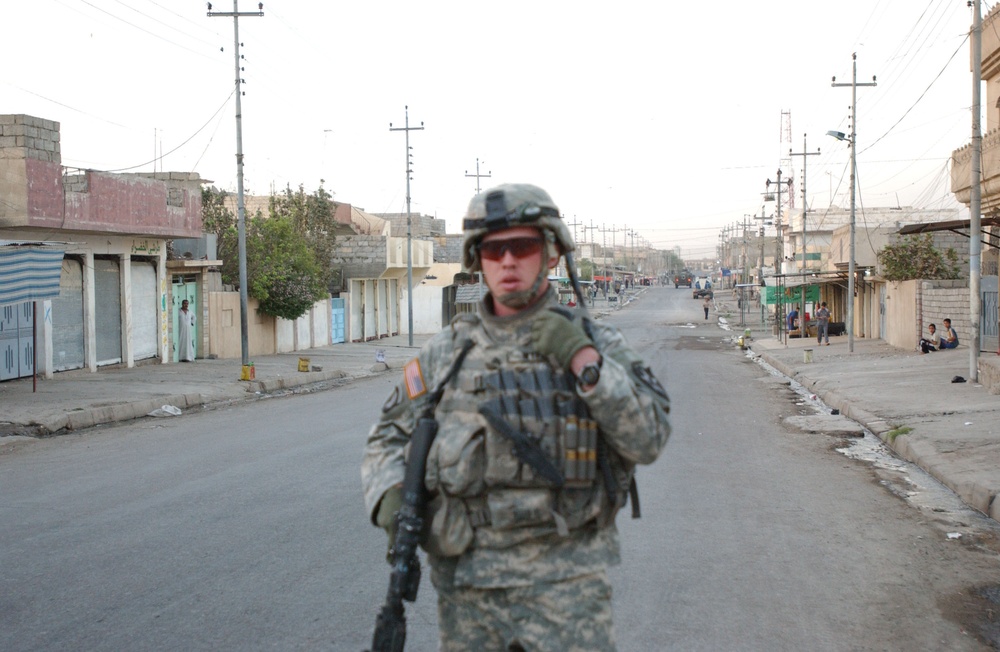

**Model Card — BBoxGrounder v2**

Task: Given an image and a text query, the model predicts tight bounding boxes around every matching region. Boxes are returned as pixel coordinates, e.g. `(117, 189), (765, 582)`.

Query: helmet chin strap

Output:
(495, 262), (549, 310)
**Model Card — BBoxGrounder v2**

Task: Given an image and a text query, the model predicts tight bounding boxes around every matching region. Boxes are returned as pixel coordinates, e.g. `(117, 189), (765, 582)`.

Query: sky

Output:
(1, 0), (987, 261)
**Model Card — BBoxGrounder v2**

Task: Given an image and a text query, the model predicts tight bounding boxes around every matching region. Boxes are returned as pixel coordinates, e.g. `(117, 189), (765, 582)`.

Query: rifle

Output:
(369, 415), (436, 652)
(369, 339), (474, 652)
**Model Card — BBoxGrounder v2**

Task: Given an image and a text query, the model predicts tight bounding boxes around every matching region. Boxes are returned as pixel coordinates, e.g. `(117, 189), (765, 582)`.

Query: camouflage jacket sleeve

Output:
(360, 329), (457, 524)
(579, 320), (670, 465)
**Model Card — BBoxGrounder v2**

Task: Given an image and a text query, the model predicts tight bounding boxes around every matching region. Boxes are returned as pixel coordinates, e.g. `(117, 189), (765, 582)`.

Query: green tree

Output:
(578, 258), (594, 280)
(877, 233), (962, 282)
(200, 186), (327, 321)
(268, 183), (338, 293)
(201, 187), (240, 289)
(247, 215), (326, 320)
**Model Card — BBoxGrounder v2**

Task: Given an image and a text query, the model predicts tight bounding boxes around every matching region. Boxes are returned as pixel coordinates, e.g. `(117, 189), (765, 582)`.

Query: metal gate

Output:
(983, 276), (998, 353)
(0, 301), (33, 381)
(94, 258), (122, 366)
(51, 258), (84, 371)
(132, 262), (158, 360)
(330, 297), (345, 344)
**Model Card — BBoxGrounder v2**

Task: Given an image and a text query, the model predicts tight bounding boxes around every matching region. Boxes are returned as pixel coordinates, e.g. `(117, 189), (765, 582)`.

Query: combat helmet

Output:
(462, 183), (575, 272)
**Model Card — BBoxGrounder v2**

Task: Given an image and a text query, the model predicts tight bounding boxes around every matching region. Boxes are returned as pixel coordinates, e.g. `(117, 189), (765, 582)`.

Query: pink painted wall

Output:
(22, 165), (202, 238)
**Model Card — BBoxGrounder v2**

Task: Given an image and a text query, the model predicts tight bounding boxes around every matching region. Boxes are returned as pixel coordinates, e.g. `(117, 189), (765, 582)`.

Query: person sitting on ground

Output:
(939, 318), (959, 349)
(919, 323), (939, 354)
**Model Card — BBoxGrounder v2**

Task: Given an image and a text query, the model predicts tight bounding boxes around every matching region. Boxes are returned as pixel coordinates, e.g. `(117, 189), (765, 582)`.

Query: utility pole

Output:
(602, 225), (619, 285)
(833, 53), (877, 353)
(566, 215), (583, 247)
(765, 170), (792, 336)
(790, 134), (820, 333)
(208, 0), (263, 370)
(584, 220), (600, 276)
(970, 0), (983, 381)
(389, 106), (424, 347)
(464, 158), (491, 194)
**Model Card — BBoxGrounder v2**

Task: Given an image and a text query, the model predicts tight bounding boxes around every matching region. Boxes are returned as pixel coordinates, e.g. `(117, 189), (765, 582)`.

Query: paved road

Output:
(3, 286), (1000, 650)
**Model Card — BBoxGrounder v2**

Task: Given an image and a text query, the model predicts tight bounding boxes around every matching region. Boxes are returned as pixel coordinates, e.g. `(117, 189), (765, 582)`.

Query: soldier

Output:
(361, 183), (671, 651)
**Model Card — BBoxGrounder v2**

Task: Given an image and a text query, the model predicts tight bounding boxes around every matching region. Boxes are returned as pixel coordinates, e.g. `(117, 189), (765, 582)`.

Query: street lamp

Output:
(827, 128), (857, 353)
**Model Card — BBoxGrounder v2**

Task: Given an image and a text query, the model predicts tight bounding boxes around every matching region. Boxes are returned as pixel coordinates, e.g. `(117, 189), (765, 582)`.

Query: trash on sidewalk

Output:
(147, 405), (182, 417)
(951, 375), (966, 383)
(240, 364), (255, 381)
(947, 532), (962, 540)
(298, 357), (310, 372)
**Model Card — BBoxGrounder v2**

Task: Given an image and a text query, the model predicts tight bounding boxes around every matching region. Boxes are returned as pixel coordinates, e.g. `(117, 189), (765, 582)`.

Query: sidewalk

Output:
(736, 318), (1000, 523)
(0, 335), (432, 439)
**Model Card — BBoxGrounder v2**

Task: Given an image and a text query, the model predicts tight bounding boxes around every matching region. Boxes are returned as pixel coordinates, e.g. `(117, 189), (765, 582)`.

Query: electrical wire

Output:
(104, 86), (236, 173)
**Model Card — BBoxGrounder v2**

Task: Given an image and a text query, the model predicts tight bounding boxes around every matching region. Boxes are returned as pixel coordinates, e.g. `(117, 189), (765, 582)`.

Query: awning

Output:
(0, 242), (66, 306)
(897, 217), (1000, 250)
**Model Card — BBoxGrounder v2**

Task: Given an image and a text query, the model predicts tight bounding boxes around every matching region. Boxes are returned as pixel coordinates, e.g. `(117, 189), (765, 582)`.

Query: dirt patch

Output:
(673, 336), (724, 351)
(939, 584), (1000, 648)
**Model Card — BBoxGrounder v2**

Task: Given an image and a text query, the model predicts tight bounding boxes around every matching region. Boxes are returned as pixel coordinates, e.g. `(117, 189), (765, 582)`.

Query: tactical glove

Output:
(375, 485), (403, 563)
(531, 308), (592, 370)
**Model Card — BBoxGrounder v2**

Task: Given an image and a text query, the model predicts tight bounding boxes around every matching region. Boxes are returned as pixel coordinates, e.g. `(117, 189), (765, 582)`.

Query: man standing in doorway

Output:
(178, 299), (196, 362)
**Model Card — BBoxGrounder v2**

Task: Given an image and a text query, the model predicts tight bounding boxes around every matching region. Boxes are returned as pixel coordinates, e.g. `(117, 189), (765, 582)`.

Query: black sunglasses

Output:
(477, 237), (545, 261)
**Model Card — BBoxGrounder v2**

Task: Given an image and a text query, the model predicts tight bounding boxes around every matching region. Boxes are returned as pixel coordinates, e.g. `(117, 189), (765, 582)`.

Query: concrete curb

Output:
(752, 344), (1000, 524)
(246, 368), (350, 394)
(24, 367), (370, 437)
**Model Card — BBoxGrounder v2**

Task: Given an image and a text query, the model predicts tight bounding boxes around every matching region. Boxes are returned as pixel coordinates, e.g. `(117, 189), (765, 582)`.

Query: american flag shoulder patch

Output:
(403, 358), (427, 399)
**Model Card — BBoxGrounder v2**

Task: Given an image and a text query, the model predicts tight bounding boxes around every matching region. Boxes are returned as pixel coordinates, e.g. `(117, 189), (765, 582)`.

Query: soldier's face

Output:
(480, 227), (556, 314)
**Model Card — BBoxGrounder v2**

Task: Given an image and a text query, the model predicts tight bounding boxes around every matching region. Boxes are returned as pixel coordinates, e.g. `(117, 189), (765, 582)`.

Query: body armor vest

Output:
(424, 336), (614, 557)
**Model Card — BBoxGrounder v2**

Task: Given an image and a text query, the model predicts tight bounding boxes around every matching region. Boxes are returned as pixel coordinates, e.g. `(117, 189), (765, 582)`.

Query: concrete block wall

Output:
(382, 213), (446, 238)
(0, 114), (60, 163)
(434, 234), (464, 264)
(919, 280), (970, 342)
(331, 235), (387, 279)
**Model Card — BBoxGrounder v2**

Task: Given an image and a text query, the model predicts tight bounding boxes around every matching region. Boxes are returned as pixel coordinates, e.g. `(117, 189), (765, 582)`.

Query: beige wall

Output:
(207, 293), (332, 359)
(207, 293), (275, 359)
(883, 280), (917, 349)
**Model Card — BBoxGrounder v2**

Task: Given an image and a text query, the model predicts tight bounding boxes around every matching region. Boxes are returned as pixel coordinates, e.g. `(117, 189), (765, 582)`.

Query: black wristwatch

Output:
(577, 361), (601, 388)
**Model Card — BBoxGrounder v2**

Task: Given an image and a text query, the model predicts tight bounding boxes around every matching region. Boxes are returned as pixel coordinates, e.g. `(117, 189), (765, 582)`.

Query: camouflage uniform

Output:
(362, 285), (670, 650)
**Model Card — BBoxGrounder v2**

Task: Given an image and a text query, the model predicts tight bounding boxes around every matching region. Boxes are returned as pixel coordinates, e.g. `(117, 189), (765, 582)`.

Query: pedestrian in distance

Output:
(361, 183), (671, 651)
(177, 299), (196, 362)
(919, 323), (940, 354)
(939, 318), (959, 349)
(815, 301), (831, 345)
(703, 296), (711, 320)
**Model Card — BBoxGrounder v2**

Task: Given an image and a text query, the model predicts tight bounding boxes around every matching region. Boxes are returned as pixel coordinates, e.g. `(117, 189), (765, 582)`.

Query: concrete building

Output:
(0, 114), (203, 380)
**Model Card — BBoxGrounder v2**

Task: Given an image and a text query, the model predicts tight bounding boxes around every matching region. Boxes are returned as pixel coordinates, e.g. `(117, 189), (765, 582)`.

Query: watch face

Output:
(580, 363), (600, 386)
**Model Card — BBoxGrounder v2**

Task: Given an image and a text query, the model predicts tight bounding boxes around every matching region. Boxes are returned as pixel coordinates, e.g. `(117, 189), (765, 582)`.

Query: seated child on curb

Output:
(919, 323), (939, 354)
(939, 318), (959, 350)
